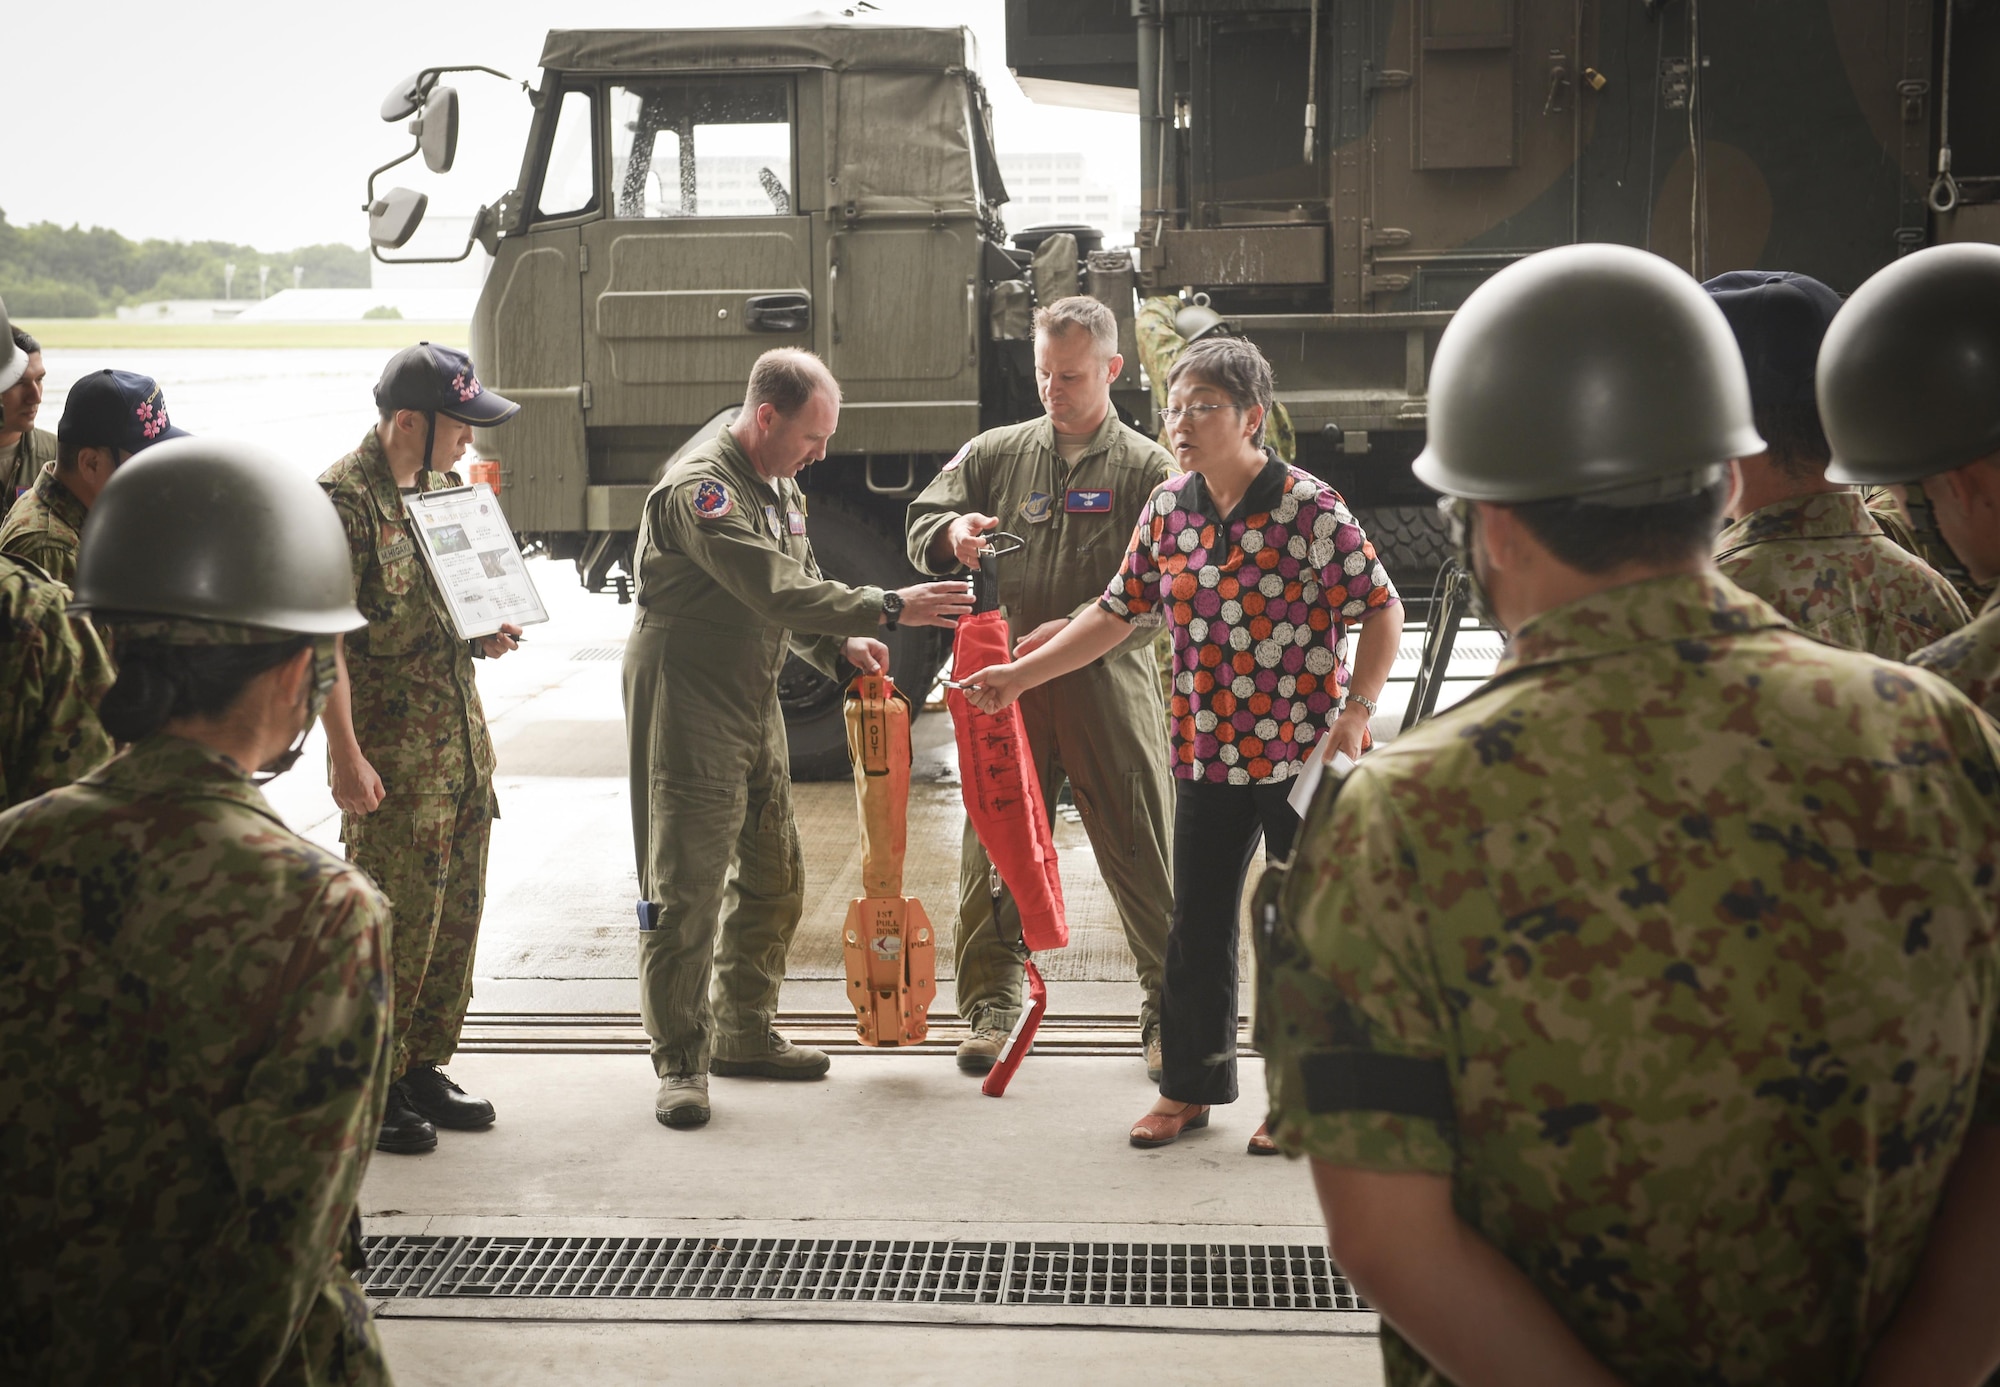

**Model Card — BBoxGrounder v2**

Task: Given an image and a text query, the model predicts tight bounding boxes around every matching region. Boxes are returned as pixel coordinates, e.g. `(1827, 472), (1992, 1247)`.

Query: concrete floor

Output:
(266, 558), (1491, 1384)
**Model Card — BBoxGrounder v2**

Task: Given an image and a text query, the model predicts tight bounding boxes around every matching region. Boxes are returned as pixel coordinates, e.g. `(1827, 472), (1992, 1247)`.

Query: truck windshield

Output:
(610, 77), (794, 218)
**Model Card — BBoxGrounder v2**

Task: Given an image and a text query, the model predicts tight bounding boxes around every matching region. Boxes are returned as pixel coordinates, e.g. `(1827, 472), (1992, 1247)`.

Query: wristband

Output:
(1345, 690), (1378, 716)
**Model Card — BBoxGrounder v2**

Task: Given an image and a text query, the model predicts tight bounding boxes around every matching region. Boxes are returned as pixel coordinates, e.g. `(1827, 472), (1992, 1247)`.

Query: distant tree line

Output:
(0, 208), (369, 317)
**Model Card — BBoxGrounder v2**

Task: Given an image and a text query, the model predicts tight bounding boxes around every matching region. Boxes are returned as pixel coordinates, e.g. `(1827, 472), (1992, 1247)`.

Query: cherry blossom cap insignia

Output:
(374, 341), (521, 426)
(57, 369), (191, 453)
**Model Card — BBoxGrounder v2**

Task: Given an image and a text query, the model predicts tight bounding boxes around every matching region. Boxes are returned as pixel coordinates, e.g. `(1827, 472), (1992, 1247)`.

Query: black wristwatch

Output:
(881, 591), (904, 631)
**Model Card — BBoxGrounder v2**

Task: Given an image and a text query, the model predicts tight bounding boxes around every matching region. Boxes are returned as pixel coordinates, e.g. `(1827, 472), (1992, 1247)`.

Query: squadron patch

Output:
(764, 504), (783, 539)
(692, 479), (734, 520)
(942, 442), (971, 473)
(1019, 491), (1054, 524)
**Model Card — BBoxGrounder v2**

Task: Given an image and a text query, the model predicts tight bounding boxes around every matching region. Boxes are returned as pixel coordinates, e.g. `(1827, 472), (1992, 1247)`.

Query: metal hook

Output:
(978, 531), (1027, 559)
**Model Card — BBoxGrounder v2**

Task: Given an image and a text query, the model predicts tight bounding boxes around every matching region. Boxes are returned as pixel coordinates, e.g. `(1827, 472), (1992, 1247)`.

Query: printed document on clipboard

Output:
(403, 483), (550, 640)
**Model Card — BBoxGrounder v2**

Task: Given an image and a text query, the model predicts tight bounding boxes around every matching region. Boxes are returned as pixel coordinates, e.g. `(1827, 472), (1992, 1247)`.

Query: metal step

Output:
(456, 1011), (1248, 1056)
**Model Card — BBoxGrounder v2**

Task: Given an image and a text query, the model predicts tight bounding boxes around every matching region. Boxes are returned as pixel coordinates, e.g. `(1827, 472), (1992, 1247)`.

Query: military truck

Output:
(1005, 0), (1999, 550)
(364, 5), (1997, 773)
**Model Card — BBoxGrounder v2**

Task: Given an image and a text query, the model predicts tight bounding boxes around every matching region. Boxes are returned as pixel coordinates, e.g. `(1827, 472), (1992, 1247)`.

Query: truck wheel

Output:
(781, 494), (948, 781)
(1355, 504), (1453, 606)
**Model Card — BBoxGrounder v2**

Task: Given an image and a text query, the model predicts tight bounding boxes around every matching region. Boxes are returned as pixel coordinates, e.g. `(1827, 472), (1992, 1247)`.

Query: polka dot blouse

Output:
(1099, 454), (1399, 784)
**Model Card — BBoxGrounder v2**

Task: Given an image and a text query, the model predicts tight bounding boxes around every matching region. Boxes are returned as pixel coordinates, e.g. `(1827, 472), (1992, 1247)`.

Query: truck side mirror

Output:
(369, 187), (430, 249)
(417, 86), (459, 174)
(381, 69), (433, 122)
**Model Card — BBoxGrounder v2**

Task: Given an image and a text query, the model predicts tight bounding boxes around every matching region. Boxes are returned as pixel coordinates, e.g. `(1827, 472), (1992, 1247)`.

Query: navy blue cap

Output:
(57, 369), (190, 453)
(1701, 271), (1844, 412)
(374, 342), (520, 426)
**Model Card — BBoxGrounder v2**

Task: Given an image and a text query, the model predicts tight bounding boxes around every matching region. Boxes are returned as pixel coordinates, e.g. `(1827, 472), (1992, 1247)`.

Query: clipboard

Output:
(402, 483), (551, 640)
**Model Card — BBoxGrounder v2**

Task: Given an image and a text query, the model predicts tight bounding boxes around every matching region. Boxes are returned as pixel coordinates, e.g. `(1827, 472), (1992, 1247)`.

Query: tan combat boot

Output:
(655, 1073), (710, 1128)
(955, 1025), (1009, 1075)
(710, 1030), (830, 1081)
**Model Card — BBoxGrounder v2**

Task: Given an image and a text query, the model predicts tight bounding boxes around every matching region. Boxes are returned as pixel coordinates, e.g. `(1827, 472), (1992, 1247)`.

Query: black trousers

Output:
(1158, 778), (1301, 1106)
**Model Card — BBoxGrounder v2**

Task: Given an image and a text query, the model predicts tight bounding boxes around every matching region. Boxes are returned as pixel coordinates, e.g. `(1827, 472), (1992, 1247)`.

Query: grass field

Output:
(16, 320), (471, 350)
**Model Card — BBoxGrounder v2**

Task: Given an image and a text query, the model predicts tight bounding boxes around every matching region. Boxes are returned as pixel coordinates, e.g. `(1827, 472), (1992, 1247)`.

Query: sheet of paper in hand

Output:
(403, 483), (551, 639)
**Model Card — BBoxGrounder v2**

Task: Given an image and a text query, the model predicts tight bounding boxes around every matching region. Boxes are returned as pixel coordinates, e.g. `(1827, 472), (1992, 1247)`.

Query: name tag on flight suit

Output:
(1066, 489), (1113, 514)
(788, 510), (807, 535)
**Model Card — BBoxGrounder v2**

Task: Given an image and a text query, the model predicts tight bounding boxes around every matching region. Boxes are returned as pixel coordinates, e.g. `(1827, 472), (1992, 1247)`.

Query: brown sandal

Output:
(1246, 1121), (1278, 1156)
(1130, 1102), (1210, 1149)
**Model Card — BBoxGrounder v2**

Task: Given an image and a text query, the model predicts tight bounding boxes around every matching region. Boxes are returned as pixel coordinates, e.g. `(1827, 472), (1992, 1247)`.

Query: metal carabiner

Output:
(978, 531), (1027, 559)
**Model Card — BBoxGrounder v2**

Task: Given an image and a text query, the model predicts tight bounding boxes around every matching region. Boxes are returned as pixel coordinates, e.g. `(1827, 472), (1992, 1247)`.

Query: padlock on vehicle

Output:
(840, 674), (937, 1046)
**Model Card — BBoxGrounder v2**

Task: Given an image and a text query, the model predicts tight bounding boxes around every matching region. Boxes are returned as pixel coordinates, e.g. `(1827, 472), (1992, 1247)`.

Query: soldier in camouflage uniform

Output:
(0, 437), (393, 1385)
(628, 348), (969, 1127)
(0, 367), (187, 586)
(0, 552), (113, 807)
(1259, 245), (2000, 1385)
(1703, 271), (1968, 658)
(1135, 295), (1296, 463)
(321, 342), (524, 1154)
(1821, 243), (2000, 728)
(0, 325), (56, 514)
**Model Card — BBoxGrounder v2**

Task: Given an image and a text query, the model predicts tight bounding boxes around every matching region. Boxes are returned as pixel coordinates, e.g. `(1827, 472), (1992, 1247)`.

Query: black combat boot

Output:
(376, 1082), (438, 1154)
(399, 1063), (497, 1130)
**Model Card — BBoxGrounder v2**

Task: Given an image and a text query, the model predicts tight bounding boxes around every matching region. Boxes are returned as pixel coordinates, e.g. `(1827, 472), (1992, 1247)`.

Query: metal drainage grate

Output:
(570, 645), (626, 662)
(360, 1236), (1365, 1312)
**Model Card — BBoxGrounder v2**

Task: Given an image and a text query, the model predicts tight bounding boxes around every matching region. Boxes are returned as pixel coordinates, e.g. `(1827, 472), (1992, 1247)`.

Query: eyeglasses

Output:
(1158, 403), (1240, 425)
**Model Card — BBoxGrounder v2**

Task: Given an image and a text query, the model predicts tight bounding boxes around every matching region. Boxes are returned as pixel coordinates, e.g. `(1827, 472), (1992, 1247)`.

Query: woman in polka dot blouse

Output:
(963, 337), (1403, 1153)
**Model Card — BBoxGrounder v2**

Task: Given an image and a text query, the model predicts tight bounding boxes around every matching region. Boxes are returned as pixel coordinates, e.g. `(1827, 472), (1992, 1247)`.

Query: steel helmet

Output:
(0, 294), (20, 394)
(1174, 293), (1231, 346)
(72, 436), (365, 635)
(1413, 243), (1764, 503)
(1820, 242), (2000, 486)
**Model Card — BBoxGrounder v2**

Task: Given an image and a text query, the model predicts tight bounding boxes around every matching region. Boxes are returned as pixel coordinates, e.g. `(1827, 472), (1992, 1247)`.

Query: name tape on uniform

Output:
(1066, 489), (1113, 514)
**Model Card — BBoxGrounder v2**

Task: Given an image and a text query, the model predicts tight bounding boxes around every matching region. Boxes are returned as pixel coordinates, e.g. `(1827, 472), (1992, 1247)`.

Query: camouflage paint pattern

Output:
(1134, 296), (1297, 464)
(1261, 574), (2000, 1387)
(1713, 490), (1970, 659)
(2, 426), (56, 514)
(0, 734), (394, 1385)
(1911, 590), (2000, 723)
(0, 461), (87, 587)
(0, 553), (113, 808)
(343, 787), (494, 1076)
(322, 428), (499, 1079)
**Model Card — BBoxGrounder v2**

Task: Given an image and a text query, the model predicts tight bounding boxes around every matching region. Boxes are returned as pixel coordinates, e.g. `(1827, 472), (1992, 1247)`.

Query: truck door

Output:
(819, 68), (985, 454)
(579, 76), (815, 434)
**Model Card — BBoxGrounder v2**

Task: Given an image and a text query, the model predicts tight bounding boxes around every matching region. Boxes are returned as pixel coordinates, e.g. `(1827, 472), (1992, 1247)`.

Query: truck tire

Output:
(1355, 504), (1453, 601)
(781, 493), (949, 781)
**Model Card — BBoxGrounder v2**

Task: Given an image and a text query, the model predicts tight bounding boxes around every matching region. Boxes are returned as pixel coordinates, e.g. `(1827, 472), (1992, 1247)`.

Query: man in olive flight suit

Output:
(322, 342), (524, 1155)
(628, 347), (969, 1129)
(906, 296), (1176, 1076)
(1819, 242), (2000, 723)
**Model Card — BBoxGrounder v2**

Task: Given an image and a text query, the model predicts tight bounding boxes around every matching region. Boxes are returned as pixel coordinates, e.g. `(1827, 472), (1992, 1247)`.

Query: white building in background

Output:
(996, 153), (1132, 247)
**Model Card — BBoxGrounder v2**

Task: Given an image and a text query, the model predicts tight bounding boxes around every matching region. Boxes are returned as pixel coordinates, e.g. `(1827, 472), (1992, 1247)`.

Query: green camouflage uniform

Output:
(1713, 489), (1969, 658)
(0, 554), (113, 807)
(1134, 296), (1297, 464)
(625, 428), (884, 1076)
(0, 734), (394, 1385)
(1911, 588), (2000, 723)
(0, 461), (87, 587)
(320, 429), (497, 1080)
(906, 411), (1174, 1034)
(1261, 573), (2000, 1387)
(2, 426), (57, 515)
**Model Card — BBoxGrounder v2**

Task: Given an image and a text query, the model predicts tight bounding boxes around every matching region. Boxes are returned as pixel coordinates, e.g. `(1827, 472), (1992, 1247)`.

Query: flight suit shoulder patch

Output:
(691, 479), (734, 521)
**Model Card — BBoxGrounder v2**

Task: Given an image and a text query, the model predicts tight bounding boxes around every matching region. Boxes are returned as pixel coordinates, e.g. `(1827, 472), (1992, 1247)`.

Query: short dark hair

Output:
(744, 348), (839, 417)
(1754, 399), (1831, 481)
(97, 638), (311, 743)
(1506, 479), (1731, 574)
(1165, 337), (1275, 447)
(9, 326), (39, 357)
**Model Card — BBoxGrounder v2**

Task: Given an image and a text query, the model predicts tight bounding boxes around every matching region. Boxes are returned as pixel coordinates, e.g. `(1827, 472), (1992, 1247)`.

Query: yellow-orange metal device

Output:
(840, 674), (937, 1045)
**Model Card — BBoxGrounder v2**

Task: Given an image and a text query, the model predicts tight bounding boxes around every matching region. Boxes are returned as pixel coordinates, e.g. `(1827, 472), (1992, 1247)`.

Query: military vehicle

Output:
(365, 4), (1997, 773)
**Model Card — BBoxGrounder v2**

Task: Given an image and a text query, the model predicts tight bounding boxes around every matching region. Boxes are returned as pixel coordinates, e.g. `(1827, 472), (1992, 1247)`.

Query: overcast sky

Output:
(6, 0), (1140, 251)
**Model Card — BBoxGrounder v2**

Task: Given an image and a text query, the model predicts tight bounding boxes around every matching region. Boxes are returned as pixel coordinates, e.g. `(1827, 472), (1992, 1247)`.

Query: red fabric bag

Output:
(945, 609), (1067, 951)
